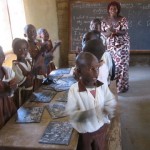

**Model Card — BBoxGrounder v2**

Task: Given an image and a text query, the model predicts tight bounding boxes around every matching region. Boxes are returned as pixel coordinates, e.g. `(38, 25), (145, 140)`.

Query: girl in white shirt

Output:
(12, 38), (33, 107)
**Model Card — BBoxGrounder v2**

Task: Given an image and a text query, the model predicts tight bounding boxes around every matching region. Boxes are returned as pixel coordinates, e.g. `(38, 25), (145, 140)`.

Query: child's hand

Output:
(103, 108), (108, 115)
(54, 40), (62, 47)
(24, 75), (33, 88)
(9, 78), (17, 90)
(0, 80), (9, 93)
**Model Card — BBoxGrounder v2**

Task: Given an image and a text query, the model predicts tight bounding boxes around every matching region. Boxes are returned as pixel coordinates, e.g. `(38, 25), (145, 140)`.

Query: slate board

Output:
(46, 102), (67, 119)
(39, 121), (73, 145)
(16, 106), (44, 123)
(49, 76), (77, 92)
(50, 68), (71, 76)
(29, 89), (57, 103)
(55, 91), (68, 102)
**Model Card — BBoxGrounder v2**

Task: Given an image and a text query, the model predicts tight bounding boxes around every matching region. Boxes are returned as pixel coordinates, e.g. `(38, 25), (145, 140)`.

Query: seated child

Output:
(0, 46), (17, 129)
(24, 24), (46, 90)
(37, 28), (61, 75)
(12, 38), (33, 107)
(65, 52), (117, 150)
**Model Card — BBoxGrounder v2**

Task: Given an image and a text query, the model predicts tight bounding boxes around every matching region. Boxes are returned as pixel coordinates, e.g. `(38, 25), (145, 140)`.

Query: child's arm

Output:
(65, 85), (95, 123)
(12, 61), (33, 88)
(103, 85), (117, 118)
(51, 40), (61, 53)
(32, 53), (46, 76)
(0, 79), (17, 97)
(0, 80), (8, 93)
(0, 80), (9, 97)
(0, 67), (17, 97)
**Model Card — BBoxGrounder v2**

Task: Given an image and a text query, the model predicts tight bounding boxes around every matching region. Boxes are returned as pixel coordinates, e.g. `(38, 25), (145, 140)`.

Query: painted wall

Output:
(23, 0), (60, 67)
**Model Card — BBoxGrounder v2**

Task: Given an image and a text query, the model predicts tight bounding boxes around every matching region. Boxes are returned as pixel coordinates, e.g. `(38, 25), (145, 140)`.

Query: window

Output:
(0, 0), (26, 53)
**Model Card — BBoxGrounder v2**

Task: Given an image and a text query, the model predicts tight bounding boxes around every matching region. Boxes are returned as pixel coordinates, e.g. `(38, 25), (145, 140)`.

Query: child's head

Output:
(82, 39), (105, 61)
(0, 46), (5, 67)
(82, 30), (100, 48)
(12, 38), (29, 59)
(76, 52), (100, 86)
(89, 18), (101, 32)
(37, 28), (49, 42)
(24, 24), (37, 42)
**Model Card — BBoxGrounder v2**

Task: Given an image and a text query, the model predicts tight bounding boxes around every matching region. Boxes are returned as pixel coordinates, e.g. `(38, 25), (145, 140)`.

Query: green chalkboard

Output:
(70, 1), (150, 51)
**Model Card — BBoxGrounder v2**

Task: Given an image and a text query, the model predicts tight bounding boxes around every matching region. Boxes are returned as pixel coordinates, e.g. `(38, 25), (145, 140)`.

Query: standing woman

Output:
(101, 1), (130, 93)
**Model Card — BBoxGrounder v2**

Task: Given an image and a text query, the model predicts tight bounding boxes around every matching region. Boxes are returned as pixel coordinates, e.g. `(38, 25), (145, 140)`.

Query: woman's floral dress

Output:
(101, 17), (130, 93)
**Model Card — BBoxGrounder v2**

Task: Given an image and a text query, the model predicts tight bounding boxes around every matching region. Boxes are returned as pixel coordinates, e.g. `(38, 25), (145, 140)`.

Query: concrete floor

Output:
(118, 65), (150, 150)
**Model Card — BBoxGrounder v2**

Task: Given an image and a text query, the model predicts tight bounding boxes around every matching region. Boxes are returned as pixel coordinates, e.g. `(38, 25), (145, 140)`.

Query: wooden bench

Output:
(108, 80), (122, 150)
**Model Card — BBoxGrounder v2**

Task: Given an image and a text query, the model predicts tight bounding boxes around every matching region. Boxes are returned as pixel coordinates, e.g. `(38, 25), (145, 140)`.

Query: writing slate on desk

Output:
(70, 1), (150, 51)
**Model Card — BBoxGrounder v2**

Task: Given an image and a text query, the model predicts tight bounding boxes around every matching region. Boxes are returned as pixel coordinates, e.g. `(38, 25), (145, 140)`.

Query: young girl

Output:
(37, 28), (61, 75)
(65, 52), (117, 150)
(24, 24), (46, 90)
(0, 46), (17, 129)
(12, 38), (33, 107)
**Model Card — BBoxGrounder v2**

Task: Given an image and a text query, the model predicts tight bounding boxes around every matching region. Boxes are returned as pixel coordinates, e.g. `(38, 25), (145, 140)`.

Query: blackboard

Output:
(70, 1), (150, 51)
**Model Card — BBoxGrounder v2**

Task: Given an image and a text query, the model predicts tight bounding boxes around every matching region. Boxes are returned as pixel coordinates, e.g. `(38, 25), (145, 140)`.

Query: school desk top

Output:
(0, 91), (78, 150)
(0, 68), (78, 150)
(0, 68), (121, 150)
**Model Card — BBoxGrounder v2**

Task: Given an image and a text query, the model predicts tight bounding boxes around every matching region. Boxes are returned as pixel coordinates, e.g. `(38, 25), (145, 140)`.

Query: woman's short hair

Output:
(107, 1), (121, 16)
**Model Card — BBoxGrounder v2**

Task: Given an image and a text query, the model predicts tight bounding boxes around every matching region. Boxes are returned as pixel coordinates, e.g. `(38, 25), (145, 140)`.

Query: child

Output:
(89, 18), (106, 46)
(65, 52), (117, 150)
(90, 18), (101, 32)
(37, 28), (61, 75)
(12, 38), (33, 107)
(89, 20), (115, 81)
(24, 24), (46, 90)
(82, 39), (110, 85)
(0, 46), (17, 129)
(82, 32), (115, 84)
(82, 30), (100, 48)
(24, 24), (41, 59)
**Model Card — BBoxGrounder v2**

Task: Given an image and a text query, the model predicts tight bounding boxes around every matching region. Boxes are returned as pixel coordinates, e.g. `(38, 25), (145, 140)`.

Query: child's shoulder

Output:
(69, 82), (78, 90)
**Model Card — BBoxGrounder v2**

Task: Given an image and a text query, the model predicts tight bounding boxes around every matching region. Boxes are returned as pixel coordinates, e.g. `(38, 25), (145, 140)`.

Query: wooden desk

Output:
(0, 92), (78, 150)
(0, 72), (121, 150)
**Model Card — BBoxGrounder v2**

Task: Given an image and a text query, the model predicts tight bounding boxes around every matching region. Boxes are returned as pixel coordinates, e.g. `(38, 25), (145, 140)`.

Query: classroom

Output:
(0, 0), (150, 150)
